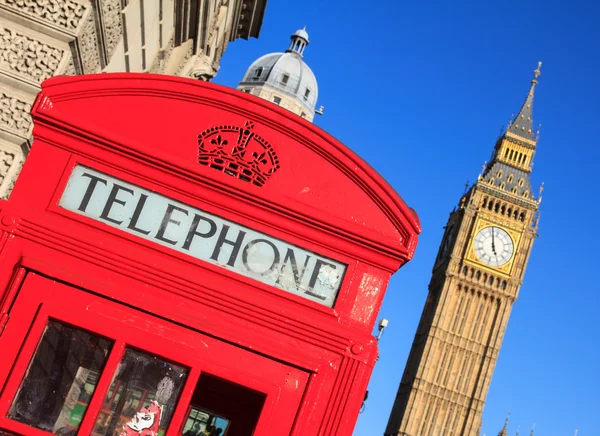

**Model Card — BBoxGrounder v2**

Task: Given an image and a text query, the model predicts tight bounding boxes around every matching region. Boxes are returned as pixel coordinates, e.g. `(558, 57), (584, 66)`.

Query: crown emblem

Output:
(197, 121), (280, 187)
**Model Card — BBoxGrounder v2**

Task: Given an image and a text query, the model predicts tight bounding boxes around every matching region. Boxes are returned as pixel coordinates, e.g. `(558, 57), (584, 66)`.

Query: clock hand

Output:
(491, 228), (497, 255)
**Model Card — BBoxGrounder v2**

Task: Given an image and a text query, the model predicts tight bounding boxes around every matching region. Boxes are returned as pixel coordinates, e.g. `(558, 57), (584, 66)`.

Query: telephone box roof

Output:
(32, 74), (420, 271)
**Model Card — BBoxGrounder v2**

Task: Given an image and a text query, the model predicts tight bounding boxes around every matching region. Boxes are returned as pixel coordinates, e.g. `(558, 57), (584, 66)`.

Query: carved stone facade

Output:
(0, 0), (267, 199)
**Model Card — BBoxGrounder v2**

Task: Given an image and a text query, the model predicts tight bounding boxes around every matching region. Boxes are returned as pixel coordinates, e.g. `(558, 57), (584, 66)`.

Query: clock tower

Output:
(385, 64), (544, 436)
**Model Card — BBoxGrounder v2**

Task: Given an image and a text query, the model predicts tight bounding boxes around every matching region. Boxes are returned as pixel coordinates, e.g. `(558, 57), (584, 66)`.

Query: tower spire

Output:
(498, 411), (511, 436)
(507, 62), (542, 141)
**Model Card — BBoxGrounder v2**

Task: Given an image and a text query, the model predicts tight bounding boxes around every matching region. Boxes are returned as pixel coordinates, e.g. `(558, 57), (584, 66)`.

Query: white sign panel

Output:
(59, 165), (346, 307)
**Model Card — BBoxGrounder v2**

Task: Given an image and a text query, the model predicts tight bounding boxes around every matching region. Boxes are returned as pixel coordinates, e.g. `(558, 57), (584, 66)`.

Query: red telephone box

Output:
(0, 74), (420, 436)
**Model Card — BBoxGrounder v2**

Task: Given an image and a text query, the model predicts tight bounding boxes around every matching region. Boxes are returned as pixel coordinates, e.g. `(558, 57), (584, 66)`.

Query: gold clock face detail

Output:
(474, 226), (514, 267)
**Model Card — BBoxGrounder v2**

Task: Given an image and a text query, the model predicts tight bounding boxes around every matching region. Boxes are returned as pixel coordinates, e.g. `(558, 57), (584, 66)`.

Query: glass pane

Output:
(182, 407), (230, 436)
(92, 348), (188, 436)
(9, 320), (113, 434)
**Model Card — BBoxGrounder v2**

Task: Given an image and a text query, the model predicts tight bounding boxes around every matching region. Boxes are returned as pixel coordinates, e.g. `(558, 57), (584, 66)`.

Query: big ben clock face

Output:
(473, 226), (514, 267)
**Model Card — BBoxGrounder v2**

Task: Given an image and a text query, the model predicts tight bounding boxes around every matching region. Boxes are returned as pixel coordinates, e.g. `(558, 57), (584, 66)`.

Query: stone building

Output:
(0, 0), (267, 199)
(237, 28), (322, 122)
(385, 64), (544, 436)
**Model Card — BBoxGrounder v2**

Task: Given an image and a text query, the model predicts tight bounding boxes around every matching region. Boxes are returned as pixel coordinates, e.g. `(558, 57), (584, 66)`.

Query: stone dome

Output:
(238, 29), (318, 113)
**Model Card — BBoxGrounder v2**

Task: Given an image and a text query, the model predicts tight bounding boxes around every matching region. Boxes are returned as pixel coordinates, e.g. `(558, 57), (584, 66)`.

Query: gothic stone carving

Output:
(76, 10), (101, 74)
(0, 25), (64, 83)
(0, 150), (23, 200)
(98, 0), (123, 60)
(63, 57), (77, 75)
(0, 91), (33, 138)
(0, 149), (16, 185)
(0, 0), (86, 32)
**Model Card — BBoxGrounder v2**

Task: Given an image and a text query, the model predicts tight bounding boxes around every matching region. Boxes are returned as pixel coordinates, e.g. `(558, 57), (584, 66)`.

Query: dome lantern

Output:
(286, 27), (309, 57)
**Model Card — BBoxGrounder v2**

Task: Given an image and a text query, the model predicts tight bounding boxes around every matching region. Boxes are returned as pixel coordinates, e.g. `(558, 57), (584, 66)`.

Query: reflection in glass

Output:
(92, 348), (188, 436)
(9, 320), (113, 434)
(182, 407), (230, 436)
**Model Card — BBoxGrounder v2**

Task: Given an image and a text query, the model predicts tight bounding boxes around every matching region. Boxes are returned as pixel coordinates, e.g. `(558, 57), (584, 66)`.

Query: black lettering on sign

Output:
(306, 259), (338, 301)
(100, 183), (134, 225)
(183, 214), (217, 250)
(242, 239), (281, 275)
(211, 225), (246, 267)
(276, 249), (311, 288)
(127, 194), (151, 235)
(78, 172), (108, 212)
(155, 203), (189, 245)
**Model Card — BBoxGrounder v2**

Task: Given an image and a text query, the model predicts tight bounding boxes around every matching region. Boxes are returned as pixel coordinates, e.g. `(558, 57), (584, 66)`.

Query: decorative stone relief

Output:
(0, 92), (33, 138)
(187, 54), (217, 81)
(0, 25), (64, 83)
(0, 0), (86, 32)
(77, 11), (101, 73)
(63, 57), (77, 75)
(0, 150), (16, 185)
(99, 0), (123, 59)
(0, 151), (23, 200)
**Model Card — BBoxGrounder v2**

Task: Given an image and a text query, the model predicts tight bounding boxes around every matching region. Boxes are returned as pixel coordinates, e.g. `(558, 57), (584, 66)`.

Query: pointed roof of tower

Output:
(507, 62), (542, 141)
(498, 412), (511, 436)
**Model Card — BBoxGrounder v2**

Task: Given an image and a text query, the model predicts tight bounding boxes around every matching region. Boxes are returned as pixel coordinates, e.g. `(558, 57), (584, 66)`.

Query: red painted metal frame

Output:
(0, 74), (420, 435)
(0, 274), (306, 435)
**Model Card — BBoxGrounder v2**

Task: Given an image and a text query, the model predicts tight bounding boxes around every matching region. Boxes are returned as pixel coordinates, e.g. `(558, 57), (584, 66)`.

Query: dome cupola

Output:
(286, 27), (309, 56)
(237, 28), (321, 122)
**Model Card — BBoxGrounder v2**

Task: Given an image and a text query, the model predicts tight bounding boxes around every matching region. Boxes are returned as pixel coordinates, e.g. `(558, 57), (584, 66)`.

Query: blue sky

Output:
(213, 1), (600, 434)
